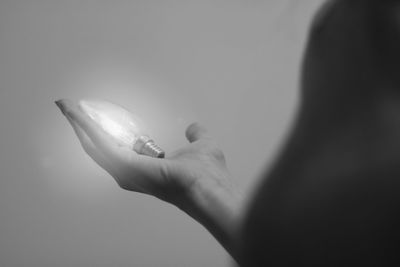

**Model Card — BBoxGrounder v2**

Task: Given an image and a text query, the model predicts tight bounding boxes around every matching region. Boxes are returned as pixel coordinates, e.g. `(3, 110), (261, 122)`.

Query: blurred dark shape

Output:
(242, 0), (400, 265)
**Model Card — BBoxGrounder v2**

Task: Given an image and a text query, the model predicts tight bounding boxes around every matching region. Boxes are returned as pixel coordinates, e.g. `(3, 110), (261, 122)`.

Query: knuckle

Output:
(117, 180), (130, 191)
(212, 148), (225, 162)
(111, 172), (129, 190)
(203, 143), (225, 162)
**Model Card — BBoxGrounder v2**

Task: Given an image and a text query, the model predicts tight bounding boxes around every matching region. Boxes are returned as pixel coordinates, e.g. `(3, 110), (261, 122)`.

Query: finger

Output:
(65, 115), (114, 174)
(56, 99), (121, 160)
(185, 122), (211, 143)
(65, 115), (146, 193)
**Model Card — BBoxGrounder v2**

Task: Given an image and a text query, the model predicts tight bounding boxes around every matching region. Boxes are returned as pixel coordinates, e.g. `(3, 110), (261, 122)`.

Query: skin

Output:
(55, 100), (244, 261)
(56, 0), (400, 265)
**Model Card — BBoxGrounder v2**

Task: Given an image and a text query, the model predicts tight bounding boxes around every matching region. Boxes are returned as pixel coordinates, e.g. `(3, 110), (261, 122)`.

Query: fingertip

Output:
(55, 99), (76, 117)
(61, 100), (88, 124)
(54, 100), (63, 113)
(55, 99), (67, 115)
(185, 122), (209, 143)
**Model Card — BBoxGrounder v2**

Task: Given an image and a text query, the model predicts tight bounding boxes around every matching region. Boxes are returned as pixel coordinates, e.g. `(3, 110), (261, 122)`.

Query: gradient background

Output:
(0, 1), (322, 266)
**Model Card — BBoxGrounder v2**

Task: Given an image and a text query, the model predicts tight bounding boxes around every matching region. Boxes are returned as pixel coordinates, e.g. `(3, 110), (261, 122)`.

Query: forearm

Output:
(175, 179), (245, 264)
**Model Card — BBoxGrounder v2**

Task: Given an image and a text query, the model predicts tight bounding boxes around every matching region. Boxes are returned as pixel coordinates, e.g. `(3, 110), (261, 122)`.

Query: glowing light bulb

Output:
(79, 99), (165, 158)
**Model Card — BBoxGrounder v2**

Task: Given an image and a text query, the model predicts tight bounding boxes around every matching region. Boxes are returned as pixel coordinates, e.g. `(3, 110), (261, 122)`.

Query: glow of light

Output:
(79, 99), (144, 148)
(79, 99), (165, 158)
(97, 114), (125, 140)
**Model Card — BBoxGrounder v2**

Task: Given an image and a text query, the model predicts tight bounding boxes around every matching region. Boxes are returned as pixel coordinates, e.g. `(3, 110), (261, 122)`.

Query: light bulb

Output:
(79, 99), (165, 158)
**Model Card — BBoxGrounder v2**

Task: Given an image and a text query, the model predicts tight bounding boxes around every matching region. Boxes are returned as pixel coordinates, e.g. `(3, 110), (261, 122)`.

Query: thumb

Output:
(185, 122), (211, 143)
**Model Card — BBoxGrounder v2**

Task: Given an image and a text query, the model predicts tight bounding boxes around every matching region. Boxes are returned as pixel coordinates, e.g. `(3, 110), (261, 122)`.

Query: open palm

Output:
(56, 99), (231, 205)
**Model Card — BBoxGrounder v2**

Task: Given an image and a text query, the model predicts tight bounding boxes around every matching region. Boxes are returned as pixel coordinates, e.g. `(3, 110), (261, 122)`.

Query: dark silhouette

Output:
(243, 0), (400, 265)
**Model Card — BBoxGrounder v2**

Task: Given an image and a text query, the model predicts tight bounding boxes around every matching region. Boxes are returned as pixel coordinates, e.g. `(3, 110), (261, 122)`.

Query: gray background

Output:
(0, 1), (321, 266)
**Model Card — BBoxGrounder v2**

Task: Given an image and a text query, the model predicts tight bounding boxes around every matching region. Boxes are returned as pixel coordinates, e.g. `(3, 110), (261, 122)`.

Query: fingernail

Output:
(55, 100), (66, 115)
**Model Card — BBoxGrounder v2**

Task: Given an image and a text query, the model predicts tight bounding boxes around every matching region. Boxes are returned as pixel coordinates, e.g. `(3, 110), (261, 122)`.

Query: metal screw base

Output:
(133, 135), (165, 158)
(141, 141), (165, 158)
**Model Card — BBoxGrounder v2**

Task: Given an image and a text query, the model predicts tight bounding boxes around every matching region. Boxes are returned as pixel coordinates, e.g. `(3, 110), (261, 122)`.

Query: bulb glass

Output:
(79, 99), (164, 158)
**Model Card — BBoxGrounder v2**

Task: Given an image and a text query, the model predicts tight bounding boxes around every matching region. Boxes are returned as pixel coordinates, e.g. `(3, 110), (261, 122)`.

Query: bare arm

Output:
(56, 100), (245, 263)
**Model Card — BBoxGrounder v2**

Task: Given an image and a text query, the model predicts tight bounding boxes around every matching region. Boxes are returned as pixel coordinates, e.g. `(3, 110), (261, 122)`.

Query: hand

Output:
(55, 99), (232, 204)
(55, 99), (244, 262)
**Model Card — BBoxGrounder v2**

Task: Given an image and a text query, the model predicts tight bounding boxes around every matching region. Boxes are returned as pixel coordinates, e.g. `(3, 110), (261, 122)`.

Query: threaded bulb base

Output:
(142, 141), (165, 158)
(133, 135), (165, 158)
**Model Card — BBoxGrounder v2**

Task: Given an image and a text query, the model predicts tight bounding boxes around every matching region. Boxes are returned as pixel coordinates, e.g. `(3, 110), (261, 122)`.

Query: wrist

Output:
(176, 177), (245, 261)
(180, 178), (242, 220)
